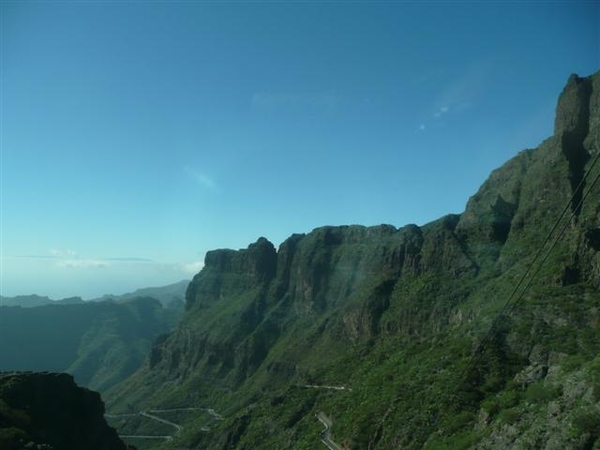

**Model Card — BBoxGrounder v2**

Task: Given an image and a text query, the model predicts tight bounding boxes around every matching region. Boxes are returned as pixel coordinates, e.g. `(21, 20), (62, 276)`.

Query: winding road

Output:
(108, 385), (347, 446)
(141, 411), (183, 434)
(119, 435), (173, 441)
(106, 406), (223, 441)
(303, 384), (352, 391)
(316, 412), (342, 450)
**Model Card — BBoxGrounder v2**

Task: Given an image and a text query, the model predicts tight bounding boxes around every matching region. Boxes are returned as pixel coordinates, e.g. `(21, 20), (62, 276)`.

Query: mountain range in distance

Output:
(0, 279), (190, 309)
(0, 280), (190, 393)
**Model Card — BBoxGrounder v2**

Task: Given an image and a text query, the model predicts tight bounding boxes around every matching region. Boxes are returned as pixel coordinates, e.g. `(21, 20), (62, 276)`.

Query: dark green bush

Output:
(524, 382), (560, 404)
(572, 408), (600, 437)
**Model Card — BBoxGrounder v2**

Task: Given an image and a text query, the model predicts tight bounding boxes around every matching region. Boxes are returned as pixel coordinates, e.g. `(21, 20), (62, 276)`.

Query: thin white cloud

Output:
(418, 60), (491, 131)
(413, 69), (446, 86)
(16, 251), (154, 270)
(184, 166), (216, 190)
(106, 257), (154, 262)
(50, 248), (77, 257)
(181, 261), (204, 275)
(434, 106), (450, 118)
(435, 59), (492, 114)
(251, 91), (339, 110)
(57, 259), (109, 269)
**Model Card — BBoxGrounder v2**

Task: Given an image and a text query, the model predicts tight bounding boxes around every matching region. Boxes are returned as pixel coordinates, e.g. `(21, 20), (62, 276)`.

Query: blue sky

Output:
(1, 1), (598, 299)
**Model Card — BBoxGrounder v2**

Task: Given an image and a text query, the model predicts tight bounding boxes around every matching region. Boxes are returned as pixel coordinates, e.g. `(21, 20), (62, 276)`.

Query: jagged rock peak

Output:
(186, 238), (277, 309)
(307, 224), (399, 245)
(203, 237), (277, 279)
(457, 71), (599, 253)
(554, 73), (593, 138)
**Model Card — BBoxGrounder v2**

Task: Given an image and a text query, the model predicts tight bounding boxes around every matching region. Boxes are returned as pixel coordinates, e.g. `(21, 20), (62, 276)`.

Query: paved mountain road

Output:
(141, 411), (183, 434)
(316, 411), (342, 450)
(106, 406), (223, 441)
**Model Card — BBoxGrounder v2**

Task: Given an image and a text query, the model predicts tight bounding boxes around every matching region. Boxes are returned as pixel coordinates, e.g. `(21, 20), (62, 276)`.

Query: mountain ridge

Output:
(106, 71), (600, 449)
(91, 280), (190, 308)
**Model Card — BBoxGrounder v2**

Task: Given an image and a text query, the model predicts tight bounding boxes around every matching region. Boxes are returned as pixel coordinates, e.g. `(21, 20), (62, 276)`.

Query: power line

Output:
(454, 127), (600, 402)
(505, 165), (600, 320)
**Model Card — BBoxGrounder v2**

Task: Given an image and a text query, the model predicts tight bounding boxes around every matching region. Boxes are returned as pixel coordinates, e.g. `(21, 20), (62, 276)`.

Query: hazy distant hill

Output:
(0, 282), (188, 392)
(90, 279), (189, 308)
(106, 72), (600, 449)
(1, 280), (189, 309)
(0, 296), (181, 392)
(0, 294), (85, 308)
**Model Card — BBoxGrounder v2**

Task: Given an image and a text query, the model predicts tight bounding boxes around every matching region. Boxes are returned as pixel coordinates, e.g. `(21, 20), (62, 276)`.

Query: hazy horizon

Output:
(0, 278), (191, 302)
(1, 1), (598, 299)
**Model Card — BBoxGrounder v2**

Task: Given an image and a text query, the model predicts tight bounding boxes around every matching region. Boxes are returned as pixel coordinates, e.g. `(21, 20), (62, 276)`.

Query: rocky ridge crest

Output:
(107, 71), (600, 450)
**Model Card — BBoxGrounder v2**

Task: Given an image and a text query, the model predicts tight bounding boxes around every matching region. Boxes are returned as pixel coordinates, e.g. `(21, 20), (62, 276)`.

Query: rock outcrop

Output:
(0, 372), (128, 450)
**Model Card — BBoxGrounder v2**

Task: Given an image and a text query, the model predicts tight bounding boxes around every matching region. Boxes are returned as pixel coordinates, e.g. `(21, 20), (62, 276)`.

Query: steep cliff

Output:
(0, 372), (128, 450)
(106, 71), (600, 450)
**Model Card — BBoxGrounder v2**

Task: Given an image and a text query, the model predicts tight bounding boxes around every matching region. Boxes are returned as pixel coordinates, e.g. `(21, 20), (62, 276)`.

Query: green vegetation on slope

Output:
(106, 72), (600, 449)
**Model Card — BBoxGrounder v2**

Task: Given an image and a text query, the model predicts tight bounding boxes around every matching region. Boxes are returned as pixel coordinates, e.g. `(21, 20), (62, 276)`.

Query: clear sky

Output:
(1, 1), (598, 299)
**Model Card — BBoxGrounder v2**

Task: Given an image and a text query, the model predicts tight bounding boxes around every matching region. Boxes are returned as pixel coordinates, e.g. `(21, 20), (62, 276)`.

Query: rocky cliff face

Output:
(107, 71), (600, 450)
(0, 372), (128, 450)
